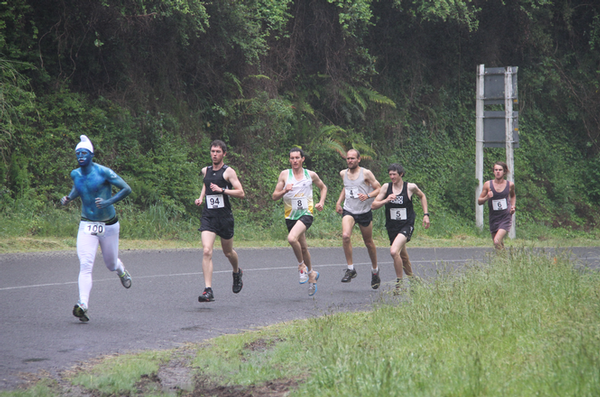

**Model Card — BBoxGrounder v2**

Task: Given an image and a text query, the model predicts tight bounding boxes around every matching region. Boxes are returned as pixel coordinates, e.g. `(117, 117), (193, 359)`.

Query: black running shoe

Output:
(371, 269), (381, 290)
(72, 302), (90, 322)
(198, 287), (215, 302)
(341, 268), (357, 283)
(232, 269), (243, 294)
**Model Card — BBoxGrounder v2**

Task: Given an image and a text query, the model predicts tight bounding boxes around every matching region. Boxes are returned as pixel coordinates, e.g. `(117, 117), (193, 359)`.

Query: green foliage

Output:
(0, 57), (36, 183)
(591, 14), (600, 50)
(327, 0), (374, 38)
(393, 0), (481, 31)
(0, 0), (599, 240)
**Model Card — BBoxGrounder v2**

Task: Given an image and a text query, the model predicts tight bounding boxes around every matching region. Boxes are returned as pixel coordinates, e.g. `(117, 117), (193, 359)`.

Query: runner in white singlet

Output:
(272, 148), (327, 296)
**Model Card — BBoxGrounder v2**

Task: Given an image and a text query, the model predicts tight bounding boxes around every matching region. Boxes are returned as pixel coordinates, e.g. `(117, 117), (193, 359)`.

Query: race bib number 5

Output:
(83, 221), (105, 236)
(390, 208), (407, 221)
(206, 194), (225, 209)
(492, 198), (508, 211)
(292, 197), (308, 211)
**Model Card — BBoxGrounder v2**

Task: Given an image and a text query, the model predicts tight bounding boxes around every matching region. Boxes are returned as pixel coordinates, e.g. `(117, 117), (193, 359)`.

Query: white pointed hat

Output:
(75, 135), (94, 153)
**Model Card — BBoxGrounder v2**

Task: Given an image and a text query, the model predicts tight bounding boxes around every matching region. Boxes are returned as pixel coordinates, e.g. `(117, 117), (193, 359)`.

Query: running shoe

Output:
(232, 268), (243, 294)
(371, 269), (381, 290)
(341, 268), (357, 283)
(393, 278), (403, 296)
(198, 287), (215, 302)
(308, 271), (320, 296)
(119, 269), (132, 289)
(72, 302), (90, 322)
(299, 264), (308, 284)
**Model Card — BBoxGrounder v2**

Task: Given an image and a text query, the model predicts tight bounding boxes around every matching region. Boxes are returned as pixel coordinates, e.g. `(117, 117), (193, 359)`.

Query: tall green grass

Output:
(1, 197), (598, 247)
(192, 249), (600, 396)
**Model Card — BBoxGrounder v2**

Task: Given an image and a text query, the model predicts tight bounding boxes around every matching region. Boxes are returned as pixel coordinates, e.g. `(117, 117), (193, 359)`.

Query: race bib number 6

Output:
(390, 208), (407, 221)
(83, 221), (105, 236)
(292, 197), (308, 211)
(206, 194), (225, 209)
(492, 198), (508, 211)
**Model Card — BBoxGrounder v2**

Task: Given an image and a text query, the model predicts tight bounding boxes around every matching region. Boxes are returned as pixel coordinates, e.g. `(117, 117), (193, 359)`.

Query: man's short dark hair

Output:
(211, 140), (227, 153)
(289, 147), (305, 157)
(388, 163), (405, 177)
(347, 149), (360, 159)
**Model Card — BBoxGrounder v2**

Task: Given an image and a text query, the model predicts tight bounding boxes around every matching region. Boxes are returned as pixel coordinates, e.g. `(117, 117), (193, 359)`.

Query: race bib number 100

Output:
(206, 194), (225, 209)
(292, 197), (308, 211)
(83, 221), (105, 236)
(390, 208), (407, 221)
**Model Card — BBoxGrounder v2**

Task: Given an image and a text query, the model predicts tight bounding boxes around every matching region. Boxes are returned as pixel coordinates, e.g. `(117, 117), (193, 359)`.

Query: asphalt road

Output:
(1, 245), (599, 390)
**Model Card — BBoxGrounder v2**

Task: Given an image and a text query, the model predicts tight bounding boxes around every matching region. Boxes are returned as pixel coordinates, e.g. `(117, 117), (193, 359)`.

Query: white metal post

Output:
(476, 64), (485, 231)
(505, 67), (516, 239)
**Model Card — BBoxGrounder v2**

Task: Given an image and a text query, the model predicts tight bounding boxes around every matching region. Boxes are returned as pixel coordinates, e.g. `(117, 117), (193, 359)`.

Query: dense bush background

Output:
(1, 0), (599, 240)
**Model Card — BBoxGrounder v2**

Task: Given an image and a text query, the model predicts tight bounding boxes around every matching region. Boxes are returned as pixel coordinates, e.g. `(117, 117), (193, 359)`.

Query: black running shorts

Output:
(199, 214), (235, 240)
(342, 209), (373, 228)
(387, 223), (414, 245)
(285, 215), (314, 233)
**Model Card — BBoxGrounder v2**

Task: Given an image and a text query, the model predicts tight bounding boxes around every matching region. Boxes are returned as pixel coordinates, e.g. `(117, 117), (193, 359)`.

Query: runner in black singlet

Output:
(478, 161), (516, 250)
(372, 164), (430, 292)
(195, 140), (245, 302)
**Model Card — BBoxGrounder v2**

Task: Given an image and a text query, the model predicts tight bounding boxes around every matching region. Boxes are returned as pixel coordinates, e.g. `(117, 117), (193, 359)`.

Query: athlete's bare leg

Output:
(220, 237), (239, 273)
(359, 222), (378, 270)
(341, 215), (356, 266)
(390, 233), (408, 279)
(492, 229), (508, 250)
(288, 221), (313, 272)
(201, 231), (218, 288)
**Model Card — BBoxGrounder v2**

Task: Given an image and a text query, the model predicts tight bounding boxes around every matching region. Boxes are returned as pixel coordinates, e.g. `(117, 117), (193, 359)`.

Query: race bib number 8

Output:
(390, 208), (407, 221)
(292, 197), (308, 211)
(492, 198), (508, 211)
(206, 194), (225, 209)
(83, 221), (105, 236)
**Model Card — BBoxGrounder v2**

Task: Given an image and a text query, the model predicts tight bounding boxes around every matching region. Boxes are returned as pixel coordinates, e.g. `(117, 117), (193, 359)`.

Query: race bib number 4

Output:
(492, 198), (508, 211)
(292, 197), (308, 211)
(83, 221), (105, 236)
(206, 194), (225, 209)
(390, 208), (407, 221)
(345, 188), (358, 200)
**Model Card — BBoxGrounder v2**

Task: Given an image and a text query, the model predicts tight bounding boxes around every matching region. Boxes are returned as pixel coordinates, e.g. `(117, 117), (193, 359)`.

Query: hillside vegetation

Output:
(1, 0), (599, 241)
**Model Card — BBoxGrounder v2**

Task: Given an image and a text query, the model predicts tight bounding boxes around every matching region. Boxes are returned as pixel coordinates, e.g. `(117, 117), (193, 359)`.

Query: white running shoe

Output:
(119, 269), (132, 289)
(308, 271), (320, 296)
(299, 265), (308, 284)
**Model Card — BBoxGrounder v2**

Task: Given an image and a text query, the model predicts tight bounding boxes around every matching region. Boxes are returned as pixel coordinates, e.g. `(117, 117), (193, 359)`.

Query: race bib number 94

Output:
(390, 208), (407, 221)
(492, 198), (508, 211)
(83, 221), (105, 236)
(206, 194), (225, 209)
(292, 197), (308, 211)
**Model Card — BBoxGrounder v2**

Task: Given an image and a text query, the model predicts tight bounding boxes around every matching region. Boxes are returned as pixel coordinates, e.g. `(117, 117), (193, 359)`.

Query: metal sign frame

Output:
(475, 65), (518, 239)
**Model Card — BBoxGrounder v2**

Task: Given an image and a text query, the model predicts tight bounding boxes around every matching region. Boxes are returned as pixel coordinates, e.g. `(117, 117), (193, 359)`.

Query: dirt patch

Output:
(190, 375), (299, 397)
(244, 337), (284, 352)
(156, 345), (196, 394)
(7, 343), (300, 396)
